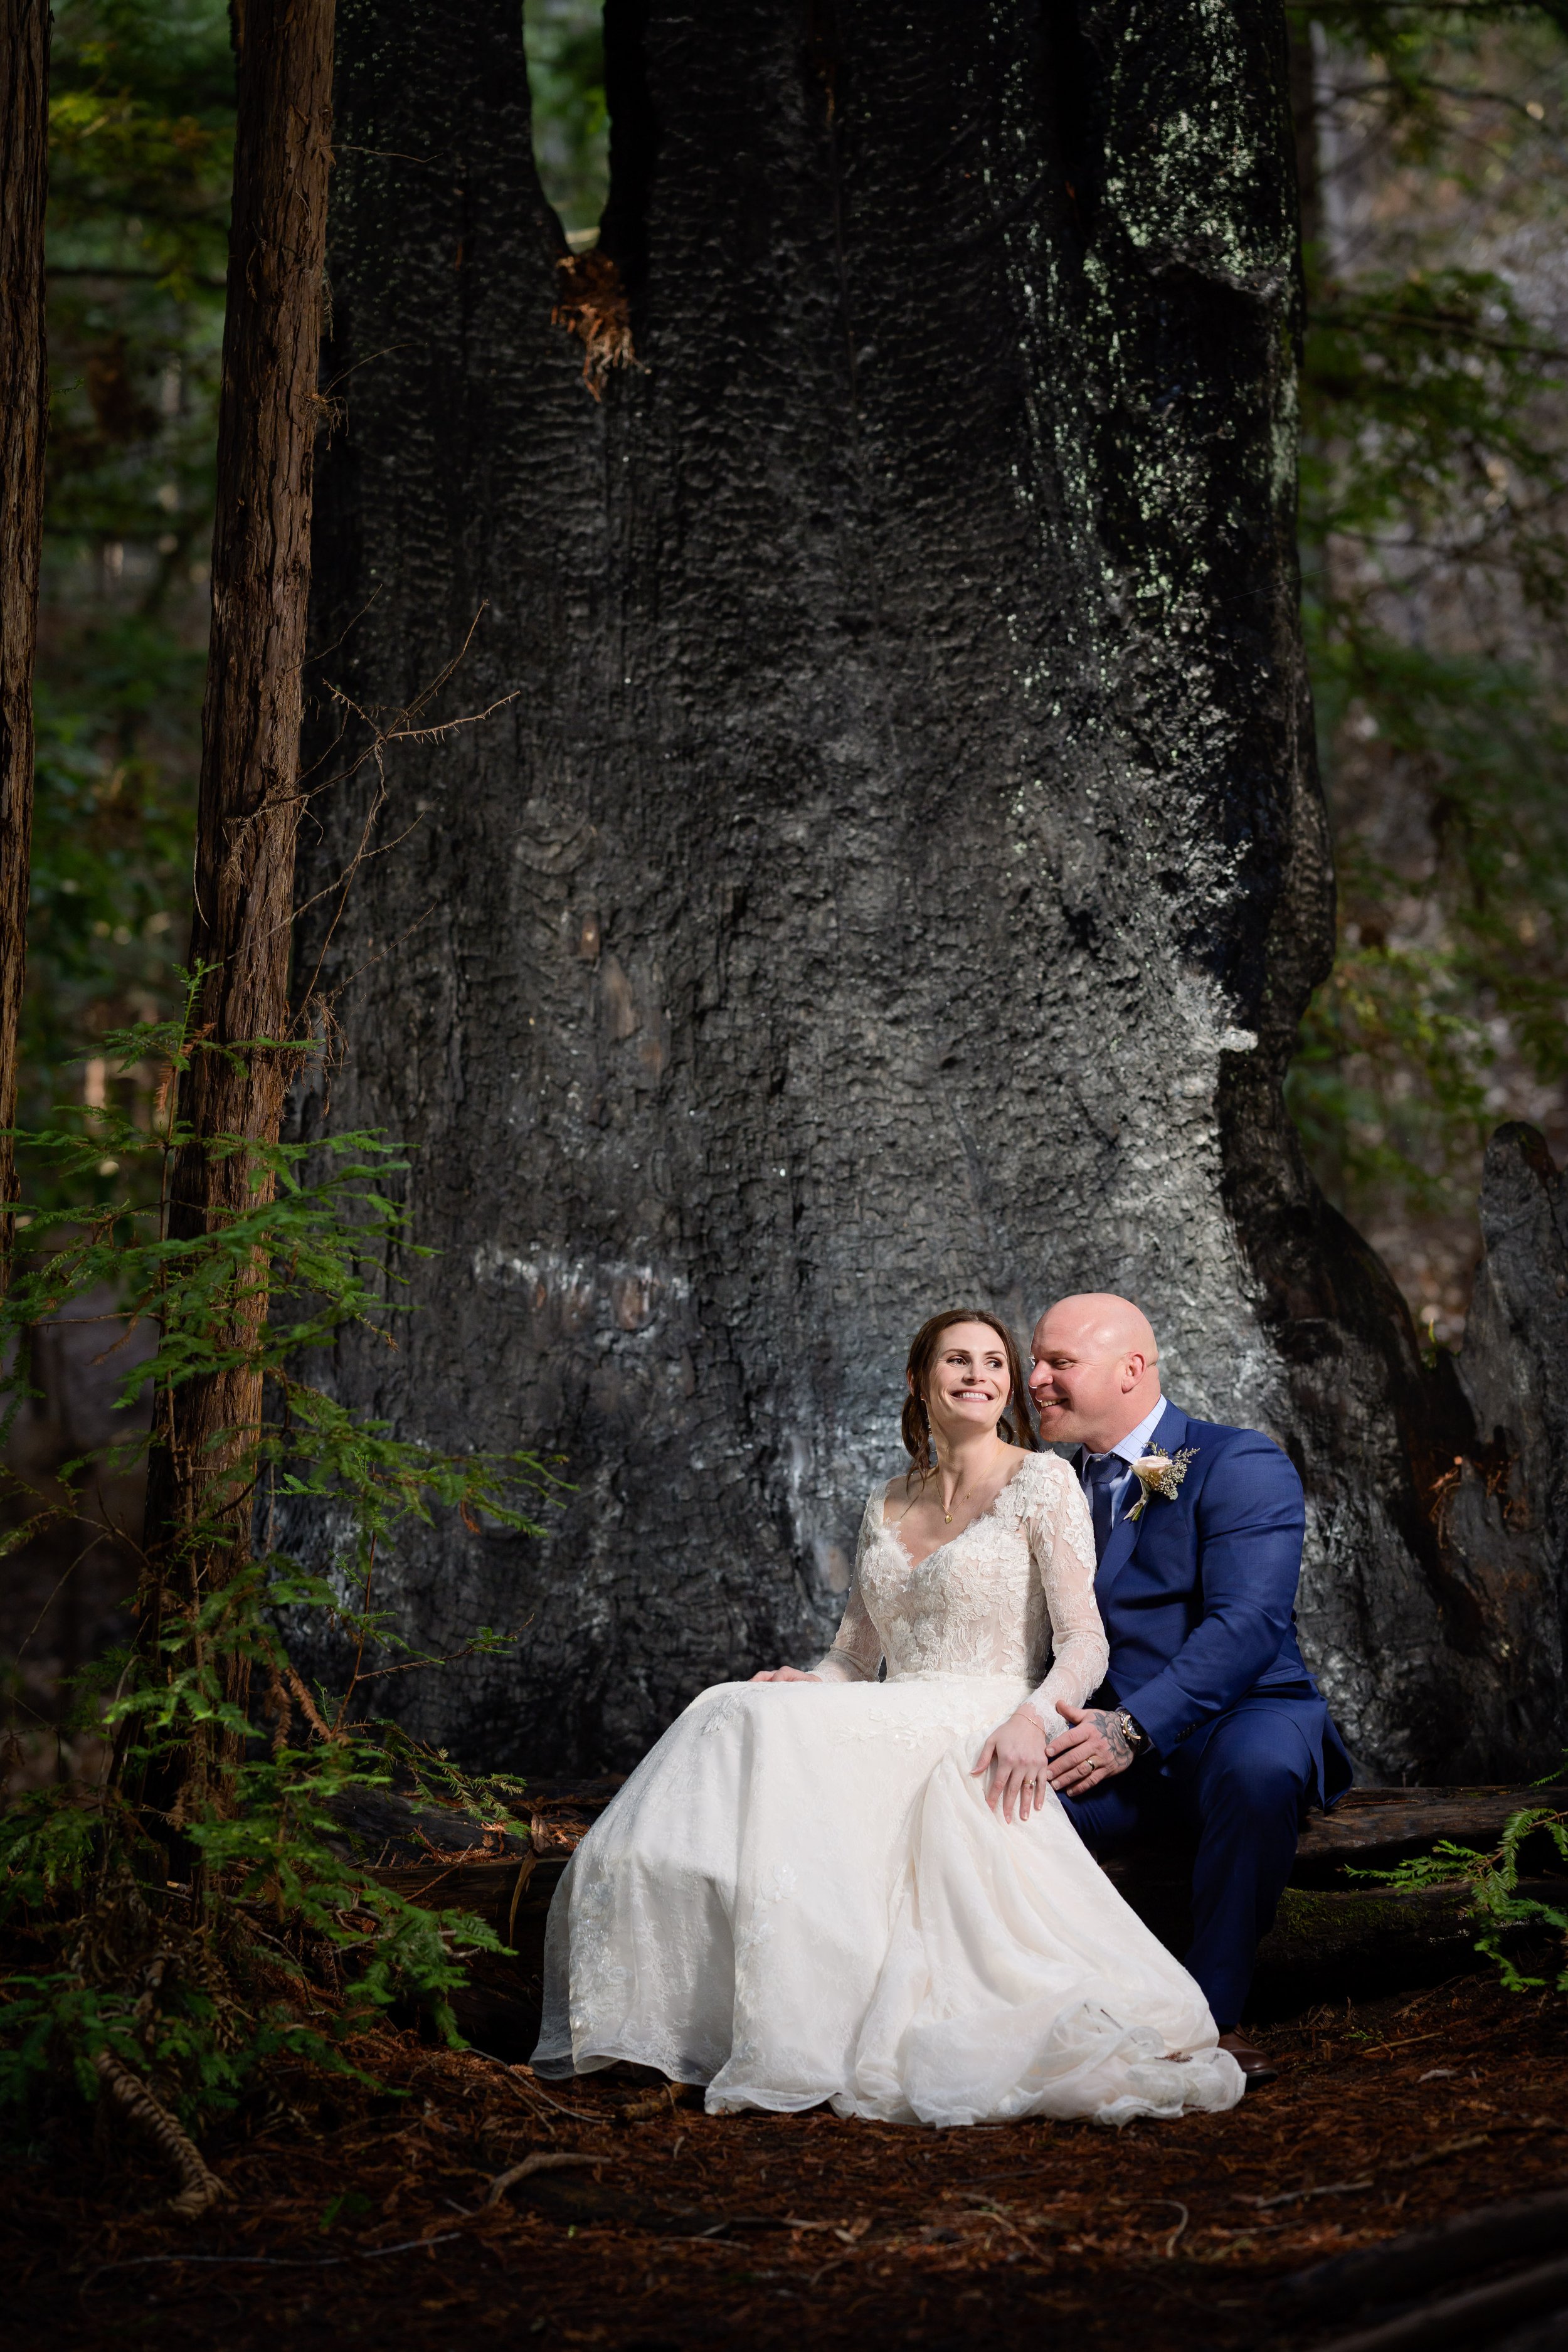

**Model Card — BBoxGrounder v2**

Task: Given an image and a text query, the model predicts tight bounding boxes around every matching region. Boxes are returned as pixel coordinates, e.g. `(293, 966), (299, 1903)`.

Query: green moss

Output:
(1265, 1882), (1469, 1959)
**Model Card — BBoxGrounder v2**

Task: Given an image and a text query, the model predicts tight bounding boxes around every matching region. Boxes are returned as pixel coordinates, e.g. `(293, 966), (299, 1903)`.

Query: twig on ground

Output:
(483, 2152), (605, 2209)
(620, 2083), (702, 2123)
(504, 2065), (615, 2127)
(1149, 2198), (1190, 2256)
(82, 2230), (466, 2291)
(959, 2200), (1032, 2243)
(1387, 2114), (1568, 2171)
(1242, 2177), (1374, 2210)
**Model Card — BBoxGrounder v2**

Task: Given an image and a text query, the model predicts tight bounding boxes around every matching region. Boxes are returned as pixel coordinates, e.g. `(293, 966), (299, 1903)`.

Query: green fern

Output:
(1350, 1799), (1568, 1992)
(1, 979), (565, 2139)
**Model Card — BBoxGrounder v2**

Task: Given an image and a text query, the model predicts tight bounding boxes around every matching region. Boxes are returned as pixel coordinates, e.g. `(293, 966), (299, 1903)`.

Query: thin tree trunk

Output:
(1288, 15), (1325, 255)
(141, 0), (334, 1772)
(0, 0), (50, 1277)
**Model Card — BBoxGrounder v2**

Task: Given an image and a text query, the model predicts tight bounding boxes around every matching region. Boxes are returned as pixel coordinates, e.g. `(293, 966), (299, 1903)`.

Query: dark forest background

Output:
(9, 0), (1568, 1771)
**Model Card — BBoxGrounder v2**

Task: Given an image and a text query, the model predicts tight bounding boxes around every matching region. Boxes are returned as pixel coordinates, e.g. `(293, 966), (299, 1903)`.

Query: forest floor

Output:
(4, 1969), (1565, 2352)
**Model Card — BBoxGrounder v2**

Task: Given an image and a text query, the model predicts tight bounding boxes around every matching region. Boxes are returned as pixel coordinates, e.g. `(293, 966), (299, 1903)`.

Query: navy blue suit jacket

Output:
(1084, 1401), (1353, 1803)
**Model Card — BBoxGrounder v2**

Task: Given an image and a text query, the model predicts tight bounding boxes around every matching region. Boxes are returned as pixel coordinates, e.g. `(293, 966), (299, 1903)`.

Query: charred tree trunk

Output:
(0, 0), (49, 1274)
(141, 0), (334, 1747)
(291, 0), (1554, 1779)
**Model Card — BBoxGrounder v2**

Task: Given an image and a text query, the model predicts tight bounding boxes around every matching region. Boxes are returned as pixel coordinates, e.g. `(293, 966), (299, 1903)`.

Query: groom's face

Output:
(1027, 1304), (1145, 1446)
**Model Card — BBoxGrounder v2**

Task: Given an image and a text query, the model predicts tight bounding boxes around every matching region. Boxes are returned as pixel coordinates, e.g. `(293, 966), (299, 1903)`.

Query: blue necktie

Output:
(1083, 1451), (1126, 1564)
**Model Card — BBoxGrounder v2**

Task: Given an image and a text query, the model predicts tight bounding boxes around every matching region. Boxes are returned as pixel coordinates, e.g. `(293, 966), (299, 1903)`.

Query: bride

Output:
(532, 1309), (1244, 2126)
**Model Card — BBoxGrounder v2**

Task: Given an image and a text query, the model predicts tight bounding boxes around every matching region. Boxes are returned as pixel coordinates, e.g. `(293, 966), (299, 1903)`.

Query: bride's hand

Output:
(972, 1705), (1051, 1824)
(749, 1666), (822, 1683)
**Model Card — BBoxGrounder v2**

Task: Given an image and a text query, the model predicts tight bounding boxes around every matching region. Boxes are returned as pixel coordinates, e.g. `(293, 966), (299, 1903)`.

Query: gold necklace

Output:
(936, 1446), (1000, 1523)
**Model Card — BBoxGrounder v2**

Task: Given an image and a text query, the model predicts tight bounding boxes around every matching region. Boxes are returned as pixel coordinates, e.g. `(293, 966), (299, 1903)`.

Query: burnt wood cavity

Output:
(288, 1), (1566, 1777)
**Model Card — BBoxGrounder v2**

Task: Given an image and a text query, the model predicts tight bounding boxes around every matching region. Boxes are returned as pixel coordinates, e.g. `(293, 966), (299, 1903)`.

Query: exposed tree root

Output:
(94, 2050), (228, 2219)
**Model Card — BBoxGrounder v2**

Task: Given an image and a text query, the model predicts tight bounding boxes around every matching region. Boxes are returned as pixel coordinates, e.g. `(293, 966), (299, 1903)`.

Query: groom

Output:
(1028, 1293), (1352, 2084)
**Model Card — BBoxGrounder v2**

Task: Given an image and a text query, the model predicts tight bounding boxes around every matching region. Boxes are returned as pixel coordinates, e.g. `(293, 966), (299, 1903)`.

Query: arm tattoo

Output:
(1087, 1708), (1133, 1767)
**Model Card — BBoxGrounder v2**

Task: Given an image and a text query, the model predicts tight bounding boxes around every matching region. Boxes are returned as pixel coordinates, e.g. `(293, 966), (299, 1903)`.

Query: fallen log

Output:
(316, 1775), (617, 2058)
(1096, 1783), (1566, 2015)
(320, 1775), (622, 1867)
(1293, 1786), (1568, 1883)
(352, 1777), (1562, 1882)
(1276, 2188), (1568, 2321)
(1254, 1878), (1567, 2017)
(357, 1781), (1566, 2049)
(1098, 1785), (1567, 1905)
(368, 1851), (569, 2058)
(1298, 2254), (1568, 2352)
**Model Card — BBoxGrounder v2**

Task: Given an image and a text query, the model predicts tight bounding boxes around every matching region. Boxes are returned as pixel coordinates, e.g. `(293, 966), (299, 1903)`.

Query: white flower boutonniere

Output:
(1126, 1445), (1197, 1521)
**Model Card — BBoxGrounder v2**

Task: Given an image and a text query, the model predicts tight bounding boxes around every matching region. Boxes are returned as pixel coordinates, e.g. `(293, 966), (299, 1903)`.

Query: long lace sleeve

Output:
(1022, 1458), (1108, 1732)
(810, 1490), (884, 1683)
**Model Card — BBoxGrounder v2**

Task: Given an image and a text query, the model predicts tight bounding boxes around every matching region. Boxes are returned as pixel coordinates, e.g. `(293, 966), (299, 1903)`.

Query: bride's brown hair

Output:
(900, 1308), (1037, 1485)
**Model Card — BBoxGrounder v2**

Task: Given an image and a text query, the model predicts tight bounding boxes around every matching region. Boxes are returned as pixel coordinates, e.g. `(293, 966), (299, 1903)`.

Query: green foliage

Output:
(25, 654), (205, 1208)
(1288, 628), (1568, 1208)
(1286, 9), (1568, 1283)
(11, 4), (595, 2157)
(0, 1749), (508, 2124)
(1, 989), (564, 2139)
(1301, 267), (1568, 593)
(26, 1), (231, 1165)
(524, 0), (608, 241)
(373, 1723), (534, 1838)
(27, 1), (612, 1173)
(1352, 1799), (1568, 1990)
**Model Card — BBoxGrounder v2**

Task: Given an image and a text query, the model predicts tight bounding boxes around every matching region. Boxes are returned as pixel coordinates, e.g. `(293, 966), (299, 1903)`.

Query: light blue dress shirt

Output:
(1079, 1394), (1168, 1530)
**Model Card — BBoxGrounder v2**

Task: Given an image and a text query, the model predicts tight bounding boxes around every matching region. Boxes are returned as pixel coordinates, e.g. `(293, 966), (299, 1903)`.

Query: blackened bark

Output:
(143, 0), (334, 1636)
(291, 0), (1544, 1778)
(0, 0), (49, 1272)
(1441, 1127), (1568, 1761)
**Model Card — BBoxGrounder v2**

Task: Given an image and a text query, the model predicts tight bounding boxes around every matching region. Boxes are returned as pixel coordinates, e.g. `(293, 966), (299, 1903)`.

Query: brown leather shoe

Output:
(1217, 2030), (1279, 2087)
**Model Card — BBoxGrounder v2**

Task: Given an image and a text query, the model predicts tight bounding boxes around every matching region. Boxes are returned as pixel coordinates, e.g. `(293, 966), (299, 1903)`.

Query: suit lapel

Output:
(1094, 1401), (1190, 1609)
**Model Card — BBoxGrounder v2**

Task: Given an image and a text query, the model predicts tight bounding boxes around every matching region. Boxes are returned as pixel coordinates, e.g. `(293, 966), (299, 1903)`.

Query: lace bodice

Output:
(812, 1451), (1106, 1728)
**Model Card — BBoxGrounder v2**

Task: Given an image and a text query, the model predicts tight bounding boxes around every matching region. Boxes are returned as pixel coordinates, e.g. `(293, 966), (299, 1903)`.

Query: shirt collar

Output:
(1093, 1396), (1168, 1471)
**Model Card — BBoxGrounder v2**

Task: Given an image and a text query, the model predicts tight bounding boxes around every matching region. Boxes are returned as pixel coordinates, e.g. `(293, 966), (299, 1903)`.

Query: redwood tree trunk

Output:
(291, 0), (1553, 1780)
(145, 0), (334, 1615)
(0, 0), (49, 1273)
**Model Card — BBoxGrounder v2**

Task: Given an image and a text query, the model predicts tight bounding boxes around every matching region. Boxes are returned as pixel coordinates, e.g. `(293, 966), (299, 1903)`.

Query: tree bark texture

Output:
(0, 0), (49, 1271)
(1441, 1125), (1568, 1738)
(146, 0), (334, 1587)
(292, 0), (1559, 1778)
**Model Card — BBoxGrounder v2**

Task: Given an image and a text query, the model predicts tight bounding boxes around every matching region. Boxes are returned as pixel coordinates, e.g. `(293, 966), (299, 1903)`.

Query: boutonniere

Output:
(1126, 1446), (1197, 1520)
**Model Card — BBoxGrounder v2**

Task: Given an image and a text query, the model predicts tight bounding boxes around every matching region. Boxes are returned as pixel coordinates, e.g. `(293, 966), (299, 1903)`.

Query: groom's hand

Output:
(1044, 1703), (1135, 1795)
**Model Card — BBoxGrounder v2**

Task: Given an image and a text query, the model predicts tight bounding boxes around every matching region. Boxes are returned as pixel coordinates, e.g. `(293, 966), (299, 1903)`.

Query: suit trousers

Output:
(1059, 1693), (1321, 2028)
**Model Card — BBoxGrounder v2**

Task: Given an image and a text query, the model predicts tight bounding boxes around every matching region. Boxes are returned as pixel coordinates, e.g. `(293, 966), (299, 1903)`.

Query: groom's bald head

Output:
(1027, 1293), (1162, 1453)
(1039, 1293), (1157, 1359)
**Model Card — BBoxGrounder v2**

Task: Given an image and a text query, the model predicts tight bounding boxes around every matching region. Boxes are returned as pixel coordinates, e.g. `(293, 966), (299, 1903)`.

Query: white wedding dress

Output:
(532, 1451), (1244, 2126)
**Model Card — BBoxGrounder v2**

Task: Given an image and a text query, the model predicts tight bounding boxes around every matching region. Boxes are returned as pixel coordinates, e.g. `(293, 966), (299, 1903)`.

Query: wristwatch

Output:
(1114, 1710), (1149, 1756)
